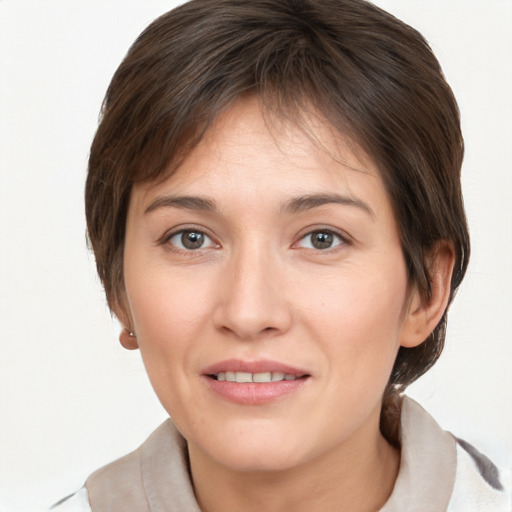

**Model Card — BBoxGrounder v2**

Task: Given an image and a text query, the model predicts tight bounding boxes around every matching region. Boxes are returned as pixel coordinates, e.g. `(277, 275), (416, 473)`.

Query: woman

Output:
(52, 0), (508, 510)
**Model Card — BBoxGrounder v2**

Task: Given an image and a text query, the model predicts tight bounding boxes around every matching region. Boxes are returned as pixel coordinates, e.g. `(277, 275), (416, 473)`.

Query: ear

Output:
(400, 241), (456, 348)
(112, 297), (139, 351)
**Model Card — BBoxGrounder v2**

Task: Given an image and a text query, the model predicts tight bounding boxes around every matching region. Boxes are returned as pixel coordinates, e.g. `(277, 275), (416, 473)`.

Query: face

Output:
(122, 97), (412, 473)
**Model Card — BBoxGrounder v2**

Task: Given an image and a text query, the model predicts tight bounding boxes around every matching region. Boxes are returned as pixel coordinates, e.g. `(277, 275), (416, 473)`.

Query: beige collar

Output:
(86, 397), (457, 512)
(380, 398), (456, 511)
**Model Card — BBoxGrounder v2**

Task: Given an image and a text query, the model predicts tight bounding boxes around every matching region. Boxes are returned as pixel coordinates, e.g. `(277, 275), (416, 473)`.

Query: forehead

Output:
(130, 97), (387, 214)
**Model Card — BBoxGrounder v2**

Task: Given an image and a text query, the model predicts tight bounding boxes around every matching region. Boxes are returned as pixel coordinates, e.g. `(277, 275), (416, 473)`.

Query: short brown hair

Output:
(86, 0), (469, 394)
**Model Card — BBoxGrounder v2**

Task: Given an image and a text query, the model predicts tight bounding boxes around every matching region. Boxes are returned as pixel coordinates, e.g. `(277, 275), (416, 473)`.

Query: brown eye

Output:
(168, 230), (214, 250)
(298, 230), (343, 250)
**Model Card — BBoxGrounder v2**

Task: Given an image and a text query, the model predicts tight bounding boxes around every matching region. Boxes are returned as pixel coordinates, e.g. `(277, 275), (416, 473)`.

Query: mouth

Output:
(201, 360), (311, 404)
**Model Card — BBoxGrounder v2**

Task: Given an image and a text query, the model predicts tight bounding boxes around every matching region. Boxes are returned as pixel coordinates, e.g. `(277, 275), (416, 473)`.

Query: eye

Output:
(297, 230), (345, 250)
(167, 229), (216, 251)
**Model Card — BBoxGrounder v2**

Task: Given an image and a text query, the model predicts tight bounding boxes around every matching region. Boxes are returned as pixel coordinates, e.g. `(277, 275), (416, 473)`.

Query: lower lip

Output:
(203, 376), (309, 405)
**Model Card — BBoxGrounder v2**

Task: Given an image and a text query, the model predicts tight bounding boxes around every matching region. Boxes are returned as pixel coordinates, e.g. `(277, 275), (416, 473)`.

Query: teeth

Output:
(236, 372), (253, 383)
(214, 371), (298, 383)
(253, 372), (272, 383)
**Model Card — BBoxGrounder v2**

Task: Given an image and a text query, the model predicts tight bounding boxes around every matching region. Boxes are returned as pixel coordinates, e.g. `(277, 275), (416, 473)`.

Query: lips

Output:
(201, 359), (310, 405)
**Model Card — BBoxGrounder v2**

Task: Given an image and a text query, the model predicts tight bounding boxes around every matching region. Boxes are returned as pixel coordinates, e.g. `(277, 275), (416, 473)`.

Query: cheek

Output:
(123, 260), (216, 398)
(126, 261), (210, 336)
(123, 267), (213, 418)
(298, 260), (408, 373)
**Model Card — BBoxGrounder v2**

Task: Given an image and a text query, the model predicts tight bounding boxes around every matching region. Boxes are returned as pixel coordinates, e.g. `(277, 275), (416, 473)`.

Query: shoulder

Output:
(49, 488), (91, 512)
(399, 397), (510, 512)
(447, 437), (511, 511)
(48, 420), (182, 512)
(79, 419), (199, 511)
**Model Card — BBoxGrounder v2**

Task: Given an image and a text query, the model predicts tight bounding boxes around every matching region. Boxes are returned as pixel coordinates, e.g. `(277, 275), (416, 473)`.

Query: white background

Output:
(0, 1), (511, 510)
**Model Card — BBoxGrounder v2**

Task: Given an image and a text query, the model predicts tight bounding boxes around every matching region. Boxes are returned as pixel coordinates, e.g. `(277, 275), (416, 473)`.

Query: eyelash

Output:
(294, 228), (350, 252)
(159, 226), (217, 253)
(159, 227), (350, 254)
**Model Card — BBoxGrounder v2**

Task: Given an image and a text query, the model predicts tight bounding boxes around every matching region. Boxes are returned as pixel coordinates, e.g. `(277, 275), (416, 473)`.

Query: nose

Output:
(213, 244), (292, 341)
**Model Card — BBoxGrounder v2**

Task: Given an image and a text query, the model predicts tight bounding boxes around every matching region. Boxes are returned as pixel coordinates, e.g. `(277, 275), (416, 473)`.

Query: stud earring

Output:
(119, 327), (139, 350)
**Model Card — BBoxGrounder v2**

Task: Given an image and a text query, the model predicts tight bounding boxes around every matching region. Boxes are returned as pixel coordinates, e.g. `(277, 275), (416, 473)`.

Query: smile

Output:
(212, 371), (300, 383)
(202, 360), (310, 405)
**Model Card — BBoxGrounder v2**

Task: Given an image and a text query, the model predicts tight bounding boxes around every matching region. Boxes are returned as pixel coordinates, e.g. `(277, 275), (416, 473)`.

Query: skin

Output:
(119, 97), (454, 512)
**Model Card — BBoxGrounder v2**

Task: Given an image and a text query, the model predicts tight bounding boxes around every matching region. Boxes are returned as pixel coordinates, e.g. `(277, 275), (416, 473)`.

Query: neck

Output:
(188, 412), (400, 512)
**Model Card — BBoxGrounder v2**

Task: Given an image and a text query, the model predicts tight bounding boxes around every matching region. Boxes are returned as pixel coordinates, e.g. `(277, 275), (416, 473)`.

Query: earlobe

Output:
(400, 241), (455, 348)
(111, 296), (139, 350)
(119, 327), (139, 350)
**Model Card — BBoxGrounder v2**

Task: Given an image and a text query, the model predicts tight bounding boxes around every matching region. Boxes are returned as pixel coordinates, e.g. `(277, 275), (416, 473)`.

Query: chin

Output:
(214, 446), (306, 473)
(190, 423), (312, 473)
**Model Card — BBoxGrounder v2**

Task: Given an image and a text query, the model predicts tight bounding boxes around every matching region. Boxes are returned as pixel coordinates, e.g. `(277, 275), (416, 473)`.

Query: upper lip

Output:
(202, 359), (310, 377)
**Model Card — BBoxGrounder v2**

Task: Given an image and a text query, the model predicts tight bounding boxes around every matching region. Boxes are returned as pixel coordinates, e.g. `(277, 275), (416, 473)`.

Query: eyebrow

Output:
(282, 193), (375, 219)
(145, 195), (218, 214)
(144, 192), (375, 219)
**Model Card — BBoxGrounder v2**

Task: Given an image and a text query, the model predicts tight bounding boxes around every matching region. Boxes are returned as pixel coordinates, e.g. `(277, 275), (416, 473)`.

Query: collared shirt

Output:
(51, 397), (510, 511)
